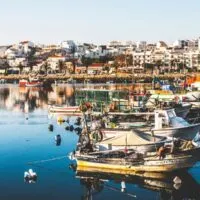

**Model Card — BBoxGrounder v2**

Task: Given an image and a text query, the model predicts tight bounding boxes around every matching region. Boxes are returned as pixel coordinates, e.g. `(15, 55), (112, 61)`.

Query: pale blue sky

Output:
(0, 0), (200, 45)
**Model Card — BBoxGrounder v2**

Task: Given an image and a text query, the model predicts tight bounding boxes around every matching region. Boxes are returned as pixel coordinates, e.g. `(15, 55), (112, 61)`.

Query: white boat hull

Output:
(151, 123), (200, 139)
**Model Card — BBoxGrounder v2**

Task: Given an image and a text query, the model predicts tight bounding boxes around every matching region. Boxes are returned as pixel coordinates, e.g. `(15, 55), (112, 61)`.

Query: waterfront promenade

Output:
(0, 73), (190, 83)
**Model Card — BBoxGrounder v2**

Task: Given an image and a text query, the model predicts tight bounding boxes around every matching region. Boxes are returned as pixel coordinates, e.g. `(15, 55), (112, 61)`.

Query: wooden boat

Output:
(48, 105), (82, 116)
(76, 165), (171, 179)
(96, 130), (169, 153)
(75, 151), (196, 172)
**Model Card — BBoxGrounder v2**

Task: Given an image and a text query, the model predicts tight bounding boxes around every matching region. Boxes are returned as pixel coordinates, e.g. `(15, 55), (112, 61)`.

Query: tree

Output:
(58, 60), (65, 73)
(115, 54), (126, 66)
(112, 61), (120, 73)
(71, 46), (76, 74)
(126, 54), (133, 66)
(18, 63), (24, 74)
(81, 56), (93, 74)
(41, 61), (48, 75)
(145, 63), (154, 74)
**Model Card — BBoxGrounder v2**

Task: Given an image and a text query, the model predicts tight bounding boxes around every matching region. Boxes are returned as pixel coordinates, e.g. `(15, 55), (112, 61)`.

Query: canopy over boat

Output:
(97, 131), (165, 146)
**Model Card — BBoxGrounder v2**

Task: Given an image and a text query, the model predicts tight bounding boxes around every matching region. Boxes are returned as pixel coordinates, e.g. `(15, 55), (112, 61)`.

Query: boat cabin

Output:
(154, 109), (189, 129)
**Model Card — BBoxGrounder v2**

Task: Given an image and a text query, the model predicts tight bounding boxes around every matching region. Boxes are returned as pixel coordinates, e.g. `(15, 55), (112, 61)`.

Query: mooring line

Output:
(27, 155), (67, 165)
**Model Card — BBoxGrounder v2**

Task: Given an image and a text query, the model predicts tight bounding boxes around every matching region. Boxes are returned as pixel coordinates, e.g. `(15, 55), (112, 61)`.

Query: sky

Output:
(0, 0), (200, 45)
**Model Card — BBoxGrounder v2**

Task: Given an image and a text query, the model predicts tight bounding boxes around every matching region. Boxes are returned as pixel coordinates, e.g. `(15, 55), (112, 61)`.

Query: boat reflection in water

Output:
(75, 166), (200, 200)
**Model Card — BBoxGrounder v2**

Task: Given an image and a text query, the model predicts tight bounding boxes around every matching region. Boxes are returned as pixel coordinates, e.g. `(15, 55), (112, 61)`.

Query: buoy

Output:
(24, 169), (37, 183)
(48, 124), (54, 131)
(55, 134), (61, 146)
(65, 126), (70, 131)
(121, 181), (126, 192)
(173, 176), (182, 184)
(173, 176), (182, 190)
(57, 117), (65, 125)
(75, 117), (82, 126)
(74, 127), (82, 135)
(69, 125), (74, 132)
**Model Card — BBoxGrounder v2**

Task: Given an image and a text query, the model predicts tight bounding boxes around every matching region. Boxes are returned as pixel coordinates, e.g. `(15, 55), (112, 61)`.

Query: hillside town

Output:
(0, 37), (200, 76)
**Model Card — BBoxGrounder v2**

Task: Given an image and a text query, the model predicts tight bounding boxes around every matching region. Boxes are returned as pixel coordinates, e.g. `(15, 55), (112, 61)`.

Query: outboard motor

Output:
(55, 134), (61, 146)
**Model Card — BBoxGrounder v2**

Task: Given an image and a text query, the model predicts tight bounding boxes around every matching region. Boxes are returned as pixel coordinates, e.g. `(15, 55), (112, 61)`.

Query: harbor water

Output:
(0, 84), (200, 200)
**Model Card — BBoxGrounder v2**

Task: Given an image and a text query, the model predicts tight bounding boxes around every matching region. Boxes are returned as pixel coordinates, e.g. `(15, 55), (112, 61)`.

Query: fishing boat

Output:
(48, 105), (82, 116)
(19, 79), (28, 87)
(184, 91), (200, 101)
(150, 109), (200, 139)
(25, 81), (43, 87)
(173, 102), (192, 118)
(145, 95), (191, 119)
(95, 131), (169, 153)
(19, 77), (43, 87)
(75, 150), (196, 172)
(99, 108), (200, 140)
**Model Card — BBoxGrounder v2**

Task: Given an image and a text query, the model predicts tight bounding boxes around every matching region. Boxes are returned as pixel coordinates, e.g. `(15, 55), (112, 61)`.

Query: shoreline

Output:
(0, 73), (193, 83)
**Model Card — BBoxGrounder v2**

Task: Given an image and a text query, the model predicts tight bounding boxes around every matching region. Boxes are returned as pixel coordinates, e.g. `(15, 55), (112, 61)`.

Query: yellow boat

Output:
(76, 152), (196, 172)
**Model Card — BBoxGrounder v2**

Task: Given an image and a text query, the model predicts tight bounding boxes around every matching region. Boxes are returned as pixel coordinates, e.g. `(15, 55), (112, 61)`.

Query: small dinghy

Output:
(24, 169), (37, 183)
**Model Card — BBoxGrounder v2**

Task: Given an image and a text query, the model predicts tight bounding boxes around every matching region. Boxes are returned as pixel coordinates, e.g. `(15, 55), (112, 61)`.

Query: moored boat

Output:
(48, 105), (82, 116)
(19, 79), (28, 87)
(96, 130), (169, 153)
(19, 77), (43, 87)
(75, 151), (196, 172)
(150, 109), (200, 139)
(25, 82), (43, 87)
(98, 108), (200, 140)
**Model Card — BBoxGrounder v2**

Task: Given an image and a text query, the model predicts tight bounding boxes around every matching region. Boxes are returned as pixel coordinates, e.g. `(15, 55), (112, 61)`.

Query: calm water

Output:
(0, 84), (200, 200)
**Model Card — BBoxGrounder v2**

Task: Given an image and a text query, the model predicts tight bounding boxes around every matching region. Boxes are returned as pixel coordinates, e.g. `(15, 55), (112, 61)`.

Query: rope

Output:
(27, 155), (67, 165)
(104, 183), (137, 198)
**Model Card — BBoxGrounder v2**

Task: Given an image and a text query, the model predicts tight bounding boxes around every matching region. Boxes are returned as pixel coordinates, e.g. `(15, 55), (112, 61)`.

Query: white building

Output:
(0, 46), (8, 58)
(8, 57), (28, 67)
(136, 41), (147, 51)
(184, 50), (200, 69)
(47, 56), (66, 71)
(108, 41), (122, 47)
(132, 50), (152, 67)
(60, 40), (76, 53)
(156, 41), (168, 51)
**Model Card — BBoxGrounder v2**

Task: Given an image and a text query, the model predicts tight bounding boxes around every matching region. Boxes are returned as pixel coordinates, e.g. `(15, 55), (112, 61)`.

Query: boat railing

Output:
(187, 116), (200, 124)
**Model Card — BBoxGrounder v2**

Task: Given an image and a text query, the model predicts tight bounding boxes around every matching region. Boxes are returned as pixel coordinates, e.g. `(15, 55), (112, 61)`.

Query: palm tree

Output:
(58, 60), (65, 73)
(18, 63), (24, 75)
(42, 61), (48, 75)
(71, 46), (76, 74)
(81, 56), (93, 74)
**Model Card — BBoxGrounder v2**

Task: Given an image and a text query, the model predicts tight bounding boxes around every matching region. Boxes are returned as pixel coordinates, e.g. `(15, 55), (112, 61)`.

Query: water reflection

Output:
(76, 168), (200, 200)
(0, 83), (148, 113)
